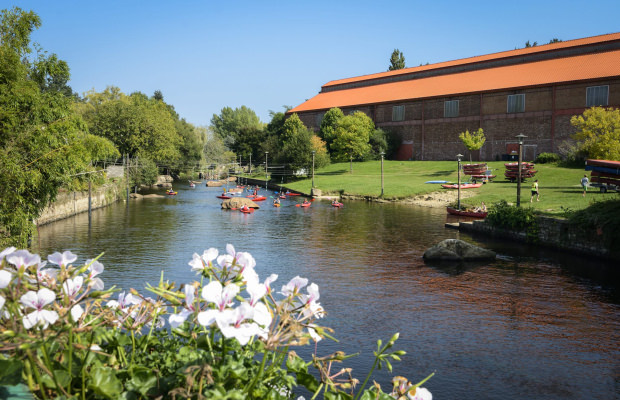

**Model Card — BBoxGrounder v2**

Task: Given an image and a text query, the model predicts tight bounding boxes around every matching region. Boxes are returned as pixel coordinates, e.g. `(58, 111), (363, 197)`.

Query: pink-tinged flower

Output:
(63, 276), (84, 299)
(35, 261), (58, 282)
(70, 304), (84, 322)
(218, 302), (261, 345)
(280, 276), (308, 297)
(197, 281), (239, 327)
(236, 251), (256, 271)
(20, 288), (59, 329)
(107, 291), (141, 312)
(189, 248), (218, 272)
(0, 247), (16, 262)
(86, 259), (104, 290)
(7, 250), (40, 270)
(301, 283), (320, 305)
(0, 270), (11, 288)
(408, 387), (432, 400)
(47, 251), (78, 267)
(169, 285), (197, 328)
(264, 274), (278, 294)
(201, 281), (239, 311)
(246, 280), (267, 306)
(251, 302), (272, 331)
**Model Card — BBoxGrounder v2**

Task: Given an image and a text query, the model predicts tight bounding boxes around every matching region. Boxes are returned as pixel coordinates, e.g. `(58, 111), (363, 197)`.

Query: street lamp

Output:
(265, 152), (269, 190)
(457, 154), (463, 210)
(311, 151), (316, 192)
(380, 152), (385, 197)
(249, 153), (252, 174)
(516, 134), (527, 207)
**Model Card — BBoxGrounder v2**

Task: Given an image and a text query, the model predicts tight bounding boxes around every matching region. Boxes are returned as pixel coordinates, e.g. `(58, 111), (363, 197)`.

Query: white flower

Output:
(107, 291), (141, 311)
(264, 274), (278, 294)
(280, 276), (308, 297)
(20, 288), (59, 329)
(48, 251), (78, 267)
(217, 302), (261, 345)
(197, 281), (239, 327)
(0, 295), (5, 312)
(7, 250), (40, 270)
(0, 247), (16, 262)
(71, 304), (84, 321)
(169, 285), (196, 328)
(86, 259), (105, 290)
(0, 270), (12, 288)
(63, 276), (84, 299)
(408, 387), (432, 400)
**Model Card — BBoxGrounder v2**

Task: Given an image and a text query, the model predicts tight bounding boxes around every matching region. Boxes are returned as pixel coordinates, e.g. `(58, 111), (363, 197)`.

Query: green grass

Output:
(281, 160), (619, 215)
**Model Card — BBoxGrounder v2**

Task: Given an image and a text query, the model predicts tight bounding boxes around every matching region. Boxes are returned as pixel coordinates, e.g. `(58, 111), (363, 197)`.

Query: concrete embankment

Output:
(453, 217), (619, 262)
(35, 182), (124, 226)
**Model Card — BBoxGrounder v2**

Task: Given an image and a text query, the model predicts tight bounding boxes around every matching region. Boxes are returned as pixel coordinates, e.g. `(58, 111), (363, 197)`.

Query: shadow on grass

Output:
(421, 170), (454, 177)
(316, 170), (349, 176)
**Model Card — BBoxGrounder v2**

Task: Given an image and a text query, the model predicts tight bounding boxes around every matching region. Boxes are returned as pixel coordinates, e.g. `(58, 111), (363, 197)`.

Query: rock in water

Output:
(423, 239), (496, 261)
(221, 197), (259, 209)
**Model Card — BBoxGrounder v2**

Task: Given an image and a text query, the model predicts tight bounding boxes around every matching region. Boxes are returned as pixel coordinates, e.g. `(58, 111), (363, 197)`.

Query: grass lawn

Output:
(278, 160), (618, 215)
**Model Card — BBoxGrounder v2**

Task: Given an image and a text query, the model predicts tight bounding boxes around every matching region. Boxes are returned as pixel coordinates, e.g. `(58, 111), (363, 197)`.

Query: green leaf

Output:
(296, 370), (319, 392)
(88, 366), (122, 399)
(125, 366), (158, 396)
(286, 353), (307, 373)
(0, 359), (23, 385)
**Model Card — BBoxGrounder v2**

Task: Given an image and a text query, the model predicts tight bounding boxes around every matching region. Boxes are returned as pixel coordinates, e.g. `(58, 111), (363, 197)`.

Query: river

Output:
(32, 183), (620, 400)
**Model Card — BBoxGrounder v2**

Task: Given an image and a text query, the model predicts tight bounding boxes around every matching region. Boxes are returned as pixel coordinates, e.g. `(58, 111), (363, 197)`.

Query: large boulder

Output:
(221, 197), (259, 209)
(423, 239), (496, 261)
(206, 180), (225, 187)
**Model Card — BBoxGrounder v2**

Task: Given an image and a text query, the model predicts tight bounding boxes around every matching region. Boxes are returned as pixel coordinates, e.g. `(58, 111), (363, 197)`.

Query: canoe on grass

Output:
(446, 207), (488, 218)
(441, 183), (482, 189)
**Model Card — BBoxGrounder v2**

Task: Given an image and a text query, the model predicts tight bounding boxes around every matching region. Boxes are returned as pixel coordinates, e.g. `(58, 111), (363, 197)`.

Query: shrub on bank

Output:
(486, 200), (539, 242)
(0, 246), (432, 399)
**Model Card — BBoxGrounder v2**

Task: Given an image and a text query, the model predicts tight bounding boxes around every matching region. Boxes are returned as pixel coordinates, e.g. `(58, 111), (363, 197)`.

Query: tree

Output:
(310, 135), (330, 169)
(571, 107), (620, 160)
(330, 111), (373, 163)
(388, 49), (406, 71)
(524, 40), (538, 48)
(0, 7), (118, 246)
(281, 113), (314, 172)
(548, 38), (562, 44)
(458, 128), (486, 162)
(210, 106), (263, 148)
(319, 107), (344, 151)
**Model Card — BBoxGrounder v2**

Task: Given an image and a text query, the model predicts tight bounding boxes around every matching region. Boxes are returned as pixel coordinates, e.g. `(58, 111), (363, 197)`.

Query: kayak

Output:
(297, 202), (311, 208)
(273, 203), (281, 207)
(446, 207), (487, 218)
(425, 180), (450, 184)
(252, 196), (267, 201)
(239, 207), (254, 214)
(167, 191), (177, 195)
(279, 195), (286, 199)
(216, 195), (232, 199)
(189, 183), (195, 188)
(286, 192), (301, 196)
(331, 202), (344, 207)
(441, 183), (482, 189)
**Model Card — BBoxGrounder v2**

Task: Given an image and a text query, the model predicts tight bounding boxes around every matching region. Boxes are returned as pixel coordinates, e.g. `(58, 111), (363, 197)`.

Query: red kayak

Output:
(279, 195), (286, 199)
(331, 202), (344, 207)
(297, 202), (311, 208)
(446, 207), (487, 218)
(239, 207), (254, 214)
(286, 192), (301, 196)
(216, 195), (232, 199)
(441, 183), (482, 189)
(252, 196), (267, 201)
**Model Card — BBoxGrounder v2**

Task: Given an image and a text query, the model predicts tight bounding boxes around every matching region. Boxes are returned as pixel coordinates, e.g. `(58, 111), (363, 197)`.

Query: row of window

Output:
(390, 85), (610, 121)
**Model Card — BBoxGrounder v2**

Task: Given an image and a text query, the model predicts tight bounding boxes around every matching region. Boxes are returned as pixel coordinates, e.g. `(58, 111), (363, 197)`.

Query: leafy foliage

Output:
(388, 49), (406, 71)
(330, 112), (373, 163)
(534, 152), (561, 164)
(570, 107), (620, 161)
(566, 199), (620, 254)
(458, 128), (486, 162)
(210, 106), (264, 148)
(0, 7), (118, 247)
(485, 200), (539, 242)
(0, 245), (432, 399)
(319, 107), (345, 150)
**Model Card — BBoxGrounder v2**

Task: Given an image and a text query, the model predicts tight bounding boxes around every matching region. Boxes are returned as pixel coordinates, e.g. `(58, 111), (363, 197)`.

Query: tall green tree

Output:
(319, 107), (344, 151)
(458, 128), (486, 162)
(281, 114), (315, 172)
(571, 107), (620, 160)
(0, 7), (118, 246)
(330, 111), (373, 163)
(388, 49), (406, 71)
(210, 106), (263, 148)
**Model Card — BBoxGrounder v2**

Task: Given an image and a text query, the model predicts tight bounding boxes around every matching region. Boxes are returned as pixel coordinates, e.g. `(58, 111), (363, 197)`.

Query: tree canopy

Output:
(0, 7), (118, 246)
(458, 128), (486, 162)
(571, 107), (620, 161)
(330, 112), (373, 162)
(388, 49), (406, 71)
(210, 106), (264, 147)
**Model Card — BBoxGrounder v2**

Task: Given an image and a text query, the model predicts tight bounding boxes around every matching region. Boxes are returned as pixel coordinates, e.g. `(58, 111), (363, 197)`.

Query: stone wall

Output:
(459, 216), (618, 261)
(35, 183), (124, 226)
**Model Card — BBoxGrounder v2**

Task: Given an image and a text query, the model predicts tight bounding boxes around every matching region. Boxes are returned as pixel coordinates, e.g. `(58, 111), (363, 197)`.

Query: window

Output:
(444, 100), (459, 118)
(507, 94), (525, 113)
(586, 85), (609, 107)
(392, 105), (405, 121)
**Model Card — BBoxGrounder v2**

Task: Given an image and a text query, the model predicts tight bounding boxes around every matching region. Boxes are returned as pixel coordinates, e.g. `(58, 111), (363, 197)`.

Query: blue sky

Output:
(8, 0), (620, 126)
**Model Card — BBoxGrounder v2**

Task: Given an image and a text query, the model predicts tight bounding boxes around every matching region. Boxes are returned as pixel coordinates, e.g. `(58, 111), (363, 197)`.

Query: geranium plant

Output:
(0, 245), (432, 399)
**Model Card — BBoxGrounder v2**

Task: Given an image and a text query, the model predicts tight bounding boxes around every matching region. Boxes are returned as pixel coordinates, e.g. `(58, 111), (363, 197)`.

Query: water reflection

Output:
(33, 183), (620, 400)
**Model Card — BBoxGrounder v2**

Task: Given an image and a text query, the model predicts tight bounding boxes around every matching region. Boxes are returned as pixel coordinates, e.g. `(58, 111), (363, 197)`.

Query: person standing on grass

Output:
(581, 174), (589, 197)
(530, 179), (539, 202)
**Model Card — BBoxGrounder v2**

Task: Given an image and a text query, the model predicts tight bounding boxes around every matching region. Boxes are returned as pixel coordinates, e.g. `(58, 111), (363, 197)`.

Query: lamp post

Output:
(265, 152), (269, 189)
(311, 151), (316, 191)
(380, 152), (385, 197)
(457, 154), (463, 210)
(249, 153), (252, 174)
(516, 134), (527, 207)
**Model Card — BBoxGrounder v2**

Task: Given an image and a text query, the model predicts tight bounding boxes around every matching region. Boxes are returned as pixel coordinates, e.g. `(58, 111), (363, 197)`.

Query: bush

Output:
(534, 152), (561, 164)
(0, 245), (433, 399)
(486, 200), (539, 242)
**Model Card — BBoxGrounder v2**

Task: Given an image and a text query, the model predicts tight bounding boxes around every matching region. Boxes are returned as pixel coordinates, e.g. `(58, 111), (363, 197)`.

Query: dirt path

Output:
(400, 190), (477, 208)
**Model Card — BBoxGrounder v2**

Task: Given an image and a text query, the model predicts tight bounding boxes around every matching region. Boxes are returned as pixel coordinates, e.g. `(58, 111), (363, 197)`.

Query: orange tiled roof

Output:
(289, 49), (620, 114)
(322, 32), (620, 88)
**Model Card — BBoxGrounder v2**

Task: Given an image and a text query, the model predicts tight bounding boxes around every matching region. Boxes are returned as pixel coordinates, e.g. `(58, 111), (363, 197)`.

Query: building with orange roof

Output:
(288, 32), (620, 161)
